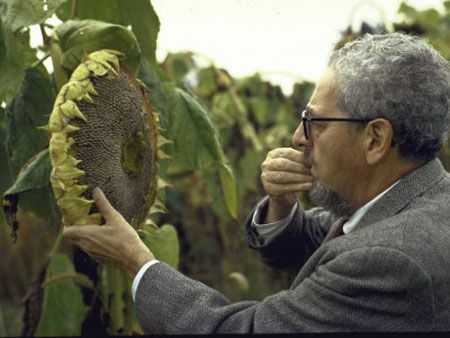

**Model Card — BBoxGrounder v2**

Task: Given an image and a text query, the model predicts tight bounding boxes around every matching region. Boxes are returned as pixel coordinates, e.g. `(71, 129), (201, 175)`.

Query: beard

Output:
(306, 181), (352, 218)
(303, 148), (351, 219)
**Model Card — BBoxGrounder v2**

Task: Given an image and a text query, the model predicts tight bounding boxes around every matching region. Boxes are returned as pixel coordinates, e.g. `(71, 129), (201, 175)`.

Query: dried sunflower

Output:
(45, 49), (159, 228)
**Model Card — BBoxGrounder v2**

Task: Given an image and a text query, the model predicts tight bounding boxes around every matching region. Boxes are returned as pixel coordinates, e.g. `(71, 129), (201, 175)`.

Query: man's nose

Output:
(292, 122), (311, 147)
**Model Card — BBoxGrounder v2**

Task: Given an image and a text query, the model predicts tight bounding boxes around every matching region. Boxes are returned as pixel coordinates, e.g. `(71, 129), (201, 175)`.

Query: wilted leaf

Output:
(34, 254), (89, 336)
(0, 107), (12, 230)
(54, 19), (141, 72)
(0, 0), (66, 32)
(139, 223), (179, 269)
(56, 0), (159, 66)
(21, 258), (49, 337)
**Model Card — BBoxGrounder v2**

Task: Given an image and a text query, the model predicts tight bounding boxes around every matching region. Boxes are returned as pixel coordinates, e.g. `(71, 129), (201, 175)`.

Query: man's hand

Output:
(63, 187), (155, 278)
(260, 148), (313, 222)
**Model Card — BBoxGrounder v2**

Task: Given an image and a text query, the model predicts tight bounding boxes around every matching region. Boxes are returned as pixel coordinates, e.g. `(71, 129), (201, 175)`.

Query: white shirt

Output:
(131, 259), (160, 301)
(132, 180), (399, 301)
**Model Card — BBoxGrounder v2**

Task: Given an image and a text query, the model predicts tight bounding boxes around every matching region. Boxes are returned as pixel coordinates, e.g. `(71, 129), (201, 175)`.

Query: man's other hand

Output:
(260, 147), (313, 222)
(63, 187), (155, 278)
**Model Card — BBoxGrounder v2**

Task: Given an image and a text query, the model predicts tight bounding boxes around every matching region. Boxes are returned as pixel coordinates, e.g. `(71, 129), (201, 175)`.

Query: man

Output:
(64, 33), (450, 333)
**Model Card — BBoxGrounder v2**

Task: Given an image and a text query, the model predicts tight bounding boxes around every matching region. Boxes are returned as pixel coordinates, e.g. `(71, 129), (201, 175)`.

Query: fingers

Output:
(63, 226), (111, 264)
(261, 171), (313, 184)
(92, 187), (122, 223)
(263, 181), (313, 195)
(262, 157), (311, 174)
(263, 148), (311, 173)
(63, 224), (119, 257)
(261, 147), (313, 196)
(267, 148), (311, 167)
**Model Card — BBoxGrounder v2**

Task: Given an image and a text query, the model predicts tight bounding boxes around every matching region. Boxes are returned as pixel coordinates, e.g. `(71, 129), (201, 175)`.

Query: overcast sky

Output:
(32, 0), (445, 96)
(152, 0), (445, 93)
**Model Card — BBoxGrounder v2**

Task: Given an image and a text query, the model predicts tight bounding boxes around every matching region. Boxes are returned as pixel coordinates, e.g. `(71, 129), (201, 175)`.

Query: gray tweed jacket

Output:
(135, 159), (450, 333)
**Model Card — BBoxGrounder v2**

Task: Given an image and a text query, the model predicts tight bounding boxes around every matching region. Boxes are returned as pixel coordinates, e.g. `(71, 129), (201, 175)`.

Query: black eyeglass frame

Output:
(301, 109), (374, 140)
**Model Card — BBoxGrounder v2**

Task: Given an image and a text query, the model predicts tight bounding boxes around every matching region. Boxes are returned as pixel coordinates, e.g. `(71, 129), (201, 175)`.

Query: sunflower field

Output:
(0, 0), (449, 335)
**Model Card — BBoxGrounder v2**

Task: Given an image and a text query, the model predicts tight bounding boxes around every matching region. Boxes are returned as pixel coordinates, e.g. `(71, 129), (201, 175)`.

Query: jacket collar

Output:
(351, 158), (447, 232)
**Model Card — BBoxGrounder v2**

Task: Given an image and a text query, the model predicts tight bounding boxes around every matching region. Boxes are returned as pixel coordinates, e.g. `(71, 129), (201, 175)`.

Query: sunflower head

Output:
(46, 50), (159, 228)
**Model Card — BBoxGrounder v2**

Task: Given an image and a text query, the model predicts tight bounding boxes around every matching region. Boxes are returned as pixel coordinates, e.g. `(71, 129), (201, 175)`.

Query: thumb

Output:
(92, 187), (120, 223)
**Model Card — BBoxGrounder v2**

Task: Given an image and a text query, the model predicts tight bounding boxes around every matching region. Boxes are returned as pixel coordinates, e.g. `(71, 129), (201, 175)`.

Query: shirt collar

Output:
(343, 180), (400, 234)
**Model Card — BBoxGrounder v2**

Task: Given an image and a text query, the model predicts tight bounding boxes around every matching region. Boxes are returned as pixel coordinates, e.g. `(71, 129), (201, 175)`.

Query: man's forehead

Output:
(306, 69), (340, 117)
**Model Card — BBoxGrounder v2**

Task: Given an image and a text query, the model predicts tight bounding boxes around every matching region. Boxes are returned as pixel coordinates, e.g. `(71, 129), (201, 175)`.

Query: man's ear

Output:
(363, 118), (394, 165)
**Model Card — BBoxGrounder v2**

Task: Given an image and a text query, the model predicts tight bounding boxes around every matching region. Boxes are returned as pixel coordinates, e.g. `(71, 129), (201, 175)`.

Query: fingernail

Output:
(93, 187), (101, 197)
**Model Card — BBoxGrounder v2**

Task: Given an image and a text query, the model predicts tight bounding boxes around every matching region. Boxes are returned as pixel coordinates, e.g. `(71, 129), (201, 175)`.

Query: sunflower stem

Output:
(70, 0), (77, 19)
(49, 37), (69, 91)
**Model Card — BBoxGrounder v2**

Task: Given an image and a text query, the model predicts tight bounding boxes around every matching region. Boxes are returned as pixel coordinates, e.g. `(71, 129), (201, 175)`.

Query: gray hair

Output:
(329, 32), (450, 161)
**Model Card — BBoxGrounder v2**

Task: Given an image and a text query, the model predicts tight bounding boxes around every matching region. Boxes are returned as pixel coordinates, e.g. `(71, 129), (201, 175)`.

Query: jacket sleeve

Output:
(244, 199), (335, 270)
(135, 247), (434, 334)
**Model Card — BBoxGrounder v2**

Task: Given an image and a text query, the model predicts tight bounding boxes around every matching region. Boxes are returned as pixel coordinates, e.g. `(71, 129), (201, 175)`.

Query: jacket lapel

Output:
(350, 159), (447, 233)
(321, 216), (348, 244)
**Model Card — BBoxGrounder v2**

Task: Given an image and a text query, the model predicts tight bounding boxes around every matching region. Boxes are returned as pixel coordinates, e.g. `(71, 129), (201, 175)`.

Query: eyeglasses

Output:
(301, 110), (374, 140)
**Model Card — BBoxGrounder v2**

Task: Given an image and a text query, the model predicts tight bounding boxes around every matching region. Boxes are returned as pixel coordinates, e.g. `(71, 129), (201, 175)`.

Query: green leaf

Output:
(20, 186), (57, 226)
(2, 149), (50, 196)
(248, 97), (269, 125)
(54, 19), (141, 73)
(34, 254), (89, 336)
(57, 0), (160, 66)
(161, 52), (196, 83)
(2, 149), (51, 240)
(0, 0), (67, 32)
(101, 266), (126, 334)
(138, 57), (166, 119)
(218, 163), (237, 219)
(0, 23), (36, 103)
(397, 3), (440, 30)
(5, 68), (53, 176)
(237, 149), (263, 192)
(99, 266), (142, 335)
(0, 2), (38, 101)
(197, 67), (217, 98)
(163, 85), (237, 217)
(164, 85), (226, 169)
(140, 224), (179, 269)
